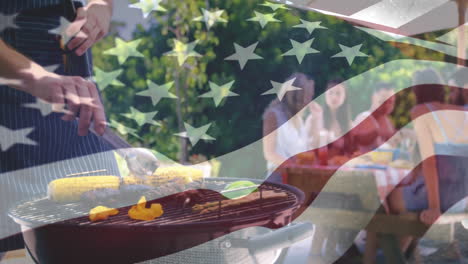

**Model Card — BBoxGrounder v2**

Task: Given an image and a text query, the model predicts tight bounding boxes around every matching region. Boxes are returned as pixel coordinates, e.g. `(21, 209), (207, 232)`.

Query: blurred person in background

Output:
(364, 68), (468, 263)
(306, 79), (363, 261)
(449, 67), (468, 106)
(262, 73), (321, 183)
(352, 82), (397, 154)
(404, 68), (468, 225)
(321, 78), (354, 161)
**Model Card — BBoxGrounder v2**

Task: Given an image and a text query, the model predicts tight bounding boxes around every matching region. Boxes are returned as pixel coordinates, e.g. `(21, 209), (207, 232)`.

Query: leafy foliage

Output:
(93, 0), (449, 176)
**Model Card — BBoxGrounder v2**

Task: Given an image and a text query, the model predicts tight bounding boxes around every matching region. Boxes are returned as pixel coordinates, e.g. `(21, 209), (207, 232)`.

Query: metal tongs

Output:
(88, 124), (160, 178)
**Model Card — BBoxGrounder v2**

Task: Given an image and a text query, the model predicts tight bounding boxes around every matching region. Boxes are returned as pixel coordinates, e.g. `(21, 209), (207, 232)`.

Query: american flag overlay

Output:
(0, 0), (467, 263)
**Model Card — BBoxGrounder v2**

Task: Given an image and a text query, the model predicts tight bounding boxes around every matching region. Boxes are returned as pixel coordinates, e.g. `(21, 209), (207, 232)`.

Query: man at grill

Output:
(0, 0), (141, 258)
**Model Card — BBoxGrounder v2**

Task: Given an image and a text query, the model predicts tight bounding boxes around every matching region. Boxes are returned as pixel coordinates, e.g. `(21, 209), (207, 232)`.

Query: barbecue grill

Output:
(9, 178), (308, 264)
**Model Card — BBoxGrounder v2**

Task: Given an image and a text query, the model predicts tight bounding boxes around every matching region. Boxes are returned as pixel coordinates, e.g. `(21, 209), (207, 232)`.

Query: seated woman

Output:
(305, 79), (364, 260)
(352, 82), (397, 153)
(404, 68), (468, 223)
(262, 73), (319, 183)
(365, 68), (468, 263)
(322, 78), (354, 162)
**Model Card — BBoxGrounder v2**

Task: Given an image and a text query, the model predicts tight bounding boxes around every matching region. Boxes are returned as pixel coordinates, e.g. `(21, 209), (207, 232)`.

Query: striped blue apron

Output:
(0, 1), (120, 252)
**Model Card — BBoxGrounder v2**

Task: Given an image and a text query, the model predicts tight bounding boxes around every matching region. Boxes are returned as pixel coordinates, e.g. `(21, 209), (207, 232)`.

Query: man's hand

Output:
(67, 0), (113, 56)
(20, 66), (107, 136)
(0, 39), (107, 136)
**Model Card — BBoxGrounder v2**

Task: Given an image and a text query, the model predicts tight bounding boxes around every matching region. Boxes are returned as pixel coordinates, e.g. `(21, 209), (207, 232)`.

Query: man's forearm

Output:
(0, 39), (45, 93)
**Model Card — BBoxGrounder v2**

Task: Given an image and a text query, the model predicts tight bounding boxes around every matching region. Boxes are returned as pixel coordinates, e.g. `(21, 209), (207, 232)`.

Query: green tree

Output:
(93, 0), (451, 177)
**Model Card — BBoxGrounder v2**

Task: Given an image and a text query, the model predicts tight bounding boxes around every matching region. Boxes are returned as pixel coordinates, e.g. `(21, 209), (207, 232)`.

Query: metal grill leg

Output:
(25, 245), (40, 264)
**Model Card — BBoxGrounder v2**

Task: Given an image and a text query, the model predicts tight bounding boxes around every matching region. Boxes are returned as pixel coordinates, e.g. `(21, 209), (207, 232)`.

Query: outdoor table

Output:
(281, 164), (411, 213)
(281, 163), (468, 263)
(279, 164), (420, 263)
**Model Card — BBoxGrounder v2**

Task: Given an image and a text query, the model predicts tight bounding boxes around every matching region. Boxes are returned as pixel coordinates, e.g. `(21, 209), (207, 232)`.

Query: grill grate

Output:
(10, 180), (299, 227)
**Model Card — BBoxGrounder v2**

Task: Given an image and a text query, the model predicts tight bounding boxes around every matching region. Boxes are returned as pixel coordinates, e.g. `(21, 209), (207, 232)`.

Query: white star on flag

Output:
(193, 9), (227, 30)
(103, 38), (144, 65)
(332, 43), (369, 66)
(109, 119), (141, 138)
(174, 122), (215, 146)
(0, 126), (37, 152)
(93, 67), (125, 91)
(199, 80), (239, 107)
(0, 13), (19, 33)
(247, 11), (281, 28)
(129, 0), (166, 18)
(164, 39), (202, 66)
(121, 107), (161, 127)
(282, 38), (319, 64)
(22, 99), (65, 117)
(293, 19), (327, 35)
(262, 78), (302, 101)
(225, 42), (263, 70)
(137, 80), (177, 106)
(260, 1), (289, 11)
(48, 17), (76, 45)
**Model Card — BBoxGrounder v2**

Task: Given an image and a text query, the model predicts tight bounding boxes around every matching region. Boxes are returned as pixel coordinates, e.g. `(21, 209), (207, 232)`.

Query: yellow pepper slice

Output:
(89, 206), (119, 222)
(128, 196), (164, 221)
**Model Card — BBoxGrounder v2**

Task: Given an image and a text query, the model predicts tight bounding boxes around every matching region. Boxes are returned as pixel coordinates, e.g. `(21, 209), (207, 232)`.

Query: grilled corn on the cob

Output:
(48, 167), (203, 202)
(122, 175), (145, 185)
(48, 176), (120, 203)
(155, 166), (204, 181)
(123, 166), (204, 186)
